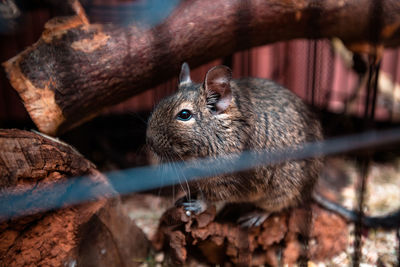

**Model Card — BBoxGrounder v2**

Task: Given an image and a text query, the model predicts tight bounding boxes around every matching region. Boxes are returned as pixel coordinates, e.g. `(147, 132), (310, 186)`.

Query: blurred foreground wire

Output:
(1, 127), (400, 221)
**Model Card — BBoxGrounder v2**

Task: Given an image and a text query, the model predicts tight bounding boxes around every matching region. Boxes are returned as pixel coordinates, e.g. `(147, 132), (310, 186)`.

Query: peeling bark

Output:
(153, 204), (348, 266)
(3, 0), (400, 135)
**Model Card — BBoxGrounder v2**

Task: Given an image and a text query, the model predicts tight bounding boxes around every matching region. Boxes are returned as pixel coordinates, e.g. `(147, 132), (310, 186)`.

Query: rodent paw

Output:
(175, 198), (207, 216)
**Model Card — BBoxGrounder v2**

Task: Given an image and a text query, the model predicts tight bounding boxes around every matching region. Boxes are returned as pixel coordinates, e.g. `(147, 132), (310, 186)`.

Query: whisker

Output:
(172, 160), (187, 198)
(175, 153), (191, 202)
(156, 154), (165, 198)
(168, 155), (178, 204)
(166, 154), (187, 203)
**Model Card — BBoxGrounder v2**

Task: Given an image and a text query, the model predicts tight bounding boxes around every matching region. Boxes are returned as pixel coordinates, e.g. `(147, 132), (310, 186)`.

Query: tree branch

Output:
(3, 0), (400, 135)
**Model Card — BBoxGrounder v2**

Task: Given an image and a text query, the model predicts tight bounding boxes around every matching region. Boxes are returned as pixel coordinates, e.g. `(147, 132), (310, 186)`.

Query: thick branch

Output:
(3, 0), (400, 135)
(0, 129), (149, 266)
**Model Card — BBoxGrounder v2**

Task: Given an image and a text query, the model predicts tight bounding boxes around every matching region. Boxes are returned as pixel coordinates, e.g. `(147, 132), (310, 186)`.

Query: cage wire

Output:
(390, 49), (400, 121)
(1, 127), (400, 221)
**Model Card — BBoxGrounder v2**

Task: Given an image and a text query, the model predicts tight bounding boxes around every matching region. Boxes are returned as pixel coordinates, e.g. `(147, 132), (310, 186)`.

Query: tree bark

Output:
(153, 204), (348, 266)
(0, 129), (149, 267)
(3, 0), (400, 135)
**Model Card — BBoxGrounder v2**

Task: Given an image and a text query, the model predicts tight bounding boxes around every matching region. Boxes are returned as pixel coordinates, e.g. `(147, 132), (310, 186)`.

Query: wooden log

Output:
(0, 129), (149, 267)
(3, 0), (400, 135)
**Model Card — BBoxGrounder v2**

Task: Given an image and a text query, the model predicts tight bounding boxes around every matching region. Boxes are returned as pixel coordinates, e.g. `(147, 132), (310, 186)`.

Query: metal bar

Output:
(352, 158), (370, 267)
(363, 62), (374, 119)
(311, 40), (318, 106)
(353, 55), (380, 267)
(397, 227), (400, 266)
(390, 50), (399, 121)
(369, 61), (381, 120)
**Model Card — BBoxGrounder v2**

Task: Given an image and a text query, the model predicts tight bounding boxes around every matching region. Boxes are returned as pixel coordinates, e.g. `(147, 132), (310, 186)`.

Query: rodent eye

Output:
(177, 109), (192, 121)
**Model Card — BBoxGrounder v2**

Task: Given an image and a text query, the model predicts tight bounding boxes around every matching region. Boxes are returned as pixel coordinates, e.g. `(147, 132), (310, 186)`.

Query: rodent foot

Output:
(175, 198), (207, 216)
(237, 212), (270, 228)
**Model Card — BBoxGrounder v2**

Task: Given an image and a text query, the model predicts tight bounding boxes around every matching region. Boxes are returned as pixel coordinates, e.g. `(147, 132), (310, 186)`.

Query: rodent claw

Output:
(238, 213), (269, 228)
(182, 201), (204, 214)
(176, 198), (207, 215)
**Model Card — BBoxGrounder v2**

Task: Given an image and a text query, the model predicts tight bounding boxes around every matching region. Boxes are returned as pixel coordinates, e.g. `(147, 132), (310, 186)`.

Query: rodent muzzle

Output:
(146, 128), (174, 160)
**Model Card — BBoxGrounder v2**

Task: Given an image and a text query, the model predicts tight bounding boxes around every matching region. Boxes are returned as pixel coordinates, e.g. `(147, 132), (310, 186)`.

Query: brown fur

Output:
(146, 64), (322, 212)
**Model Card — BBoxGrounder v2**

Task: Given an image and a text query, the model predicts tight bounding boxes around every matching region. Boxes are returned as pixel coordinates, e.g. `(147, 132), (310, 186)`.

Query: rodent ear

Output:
(204, 65), (232, 113)
(179, 62), (192, 85)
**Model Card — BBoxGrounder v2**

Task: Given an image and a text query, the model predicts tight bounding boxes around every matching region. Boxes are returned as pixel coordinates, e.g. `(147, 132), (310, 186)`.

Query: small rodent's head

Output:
(146, 63), (243, 162)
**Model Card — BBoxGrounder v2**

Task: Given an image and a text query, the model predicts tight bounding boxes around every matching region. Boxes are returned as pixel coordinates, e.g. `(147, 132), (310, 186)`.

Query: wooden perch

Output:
(153, 204), (348, 266)
(3, 0), (400, 135)
(0, 129), (149, 267)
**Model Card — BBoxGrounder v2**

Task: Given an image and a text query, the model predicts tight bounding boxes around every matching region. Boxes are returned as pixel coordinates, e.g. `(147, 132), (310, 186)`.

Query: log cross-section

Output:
(3, 0), (400, 135)
(0, 129), (149, 267)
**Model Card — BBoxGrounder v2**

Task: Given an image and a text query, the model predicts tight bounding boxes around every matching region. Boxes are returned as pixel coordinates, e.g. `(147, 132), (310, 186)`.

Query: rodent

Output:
(146, 63), (323, 224)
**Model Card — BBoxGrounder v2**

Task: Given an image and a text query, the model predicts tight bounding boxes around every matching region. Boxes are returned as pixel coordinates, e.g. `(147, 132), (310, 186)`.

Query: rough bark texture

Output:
(153, 204), (348, 266)
(3, 0), (400, 135)
(0, 129), (149, 267)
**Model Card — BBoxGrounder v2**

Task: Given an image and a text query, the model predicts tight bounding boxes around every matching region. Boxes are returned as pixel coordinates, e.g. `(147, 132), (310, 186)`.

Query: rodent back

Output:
(232, 78), (323, 152)
(227, 78), (323, 209)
